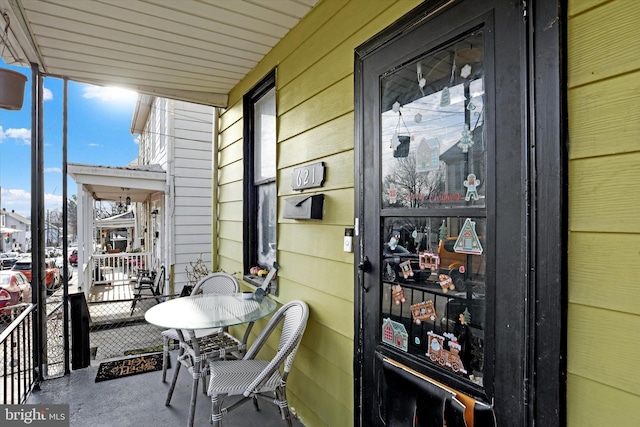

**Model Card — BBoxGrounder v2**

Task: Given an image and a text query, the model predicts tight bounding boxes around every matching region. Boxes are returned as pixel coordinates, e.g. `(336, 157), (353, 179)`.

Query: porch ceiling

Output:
(0, 0), (320, 107)
(68, 162), (166, 203)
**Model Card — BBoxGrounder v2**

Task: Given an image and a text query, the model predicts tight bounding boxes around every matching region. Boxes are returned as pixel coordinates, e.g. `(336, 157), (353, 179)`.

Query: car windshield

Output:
(13, 263), (31, 271)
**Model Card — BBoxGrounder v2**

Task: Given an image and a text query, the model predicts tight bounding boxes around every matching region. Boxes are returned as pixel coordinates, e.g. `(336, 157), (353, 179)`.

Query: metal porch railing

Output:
(0, 303), (36, 404)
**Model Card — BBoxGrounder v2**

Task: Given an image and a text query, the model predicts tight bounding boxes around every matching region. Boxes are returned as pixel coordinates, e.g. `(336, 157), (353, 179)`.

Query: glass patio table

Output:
(145, 293), (277, 427)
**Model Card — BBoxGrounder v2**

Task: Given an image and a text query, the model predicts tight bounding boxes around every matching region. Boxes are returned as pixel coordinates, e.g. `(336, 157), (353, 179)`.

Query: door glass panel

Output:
(381, 32), (485, 209)
(379, 30), (487, 387)
(381, 216), (486, 385)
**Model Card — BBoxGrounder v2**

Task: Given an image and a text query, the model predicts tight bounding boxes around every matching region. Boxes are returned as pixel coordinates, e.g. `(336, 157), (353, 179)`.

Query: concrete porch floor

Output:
(27, 350), (305, 427)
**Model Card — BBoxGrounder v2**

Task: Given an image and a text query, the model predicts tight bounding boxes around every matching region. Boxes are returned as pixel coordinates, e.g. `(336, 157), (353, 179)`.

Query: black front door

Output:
(354, 1), (562, 425)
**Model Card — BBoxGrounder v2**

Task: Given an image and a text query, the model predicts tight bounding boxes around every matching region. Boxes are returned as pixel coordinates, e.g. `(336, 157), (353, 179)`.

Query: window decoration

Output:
(411, 300), (437, 324)
(453, 218), (483, 255)
(457, 125), (475, 153)
(382, 318), (409, 352)
(463, 173), (481, 201)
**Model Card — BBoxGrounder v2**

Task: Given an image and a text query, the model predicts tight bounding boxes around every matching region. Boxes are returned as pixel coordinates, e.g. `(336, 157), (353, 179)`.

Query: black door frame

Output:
(354, 0), (566, 425)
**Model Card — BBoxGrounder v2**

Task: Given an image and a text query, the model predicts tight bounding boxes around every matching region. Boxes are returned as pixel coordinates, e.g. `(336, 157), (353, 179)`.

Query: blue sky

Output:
(0, 59), (140, 218)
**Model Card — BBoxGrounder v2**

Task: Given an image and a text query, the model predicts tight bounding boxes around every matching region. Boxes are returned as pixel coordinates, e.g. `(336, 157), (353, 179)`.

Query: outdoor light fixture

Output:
(126, 195), (131, 206)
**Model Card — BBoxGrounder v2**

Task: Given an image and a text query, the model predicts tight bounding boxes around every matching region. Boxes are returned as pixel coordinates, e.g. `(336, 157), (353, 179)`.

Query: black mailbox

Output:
(283, 194), (324, 220)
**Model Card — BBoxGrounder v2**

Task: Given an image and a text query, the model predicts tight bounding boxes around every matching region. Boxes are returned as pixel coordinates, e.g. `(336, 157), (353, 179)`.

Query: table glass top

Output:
(145, 293), (277, 330)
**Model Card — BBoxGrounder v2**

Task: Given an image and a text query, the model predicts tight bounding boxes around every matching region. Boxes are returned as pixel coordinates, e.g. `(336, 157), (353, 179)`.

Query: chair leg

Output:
(211, 394), (224, 427)
(165, 347), (183, 406)
(276, 386), (293, 427)
(162, 336), (169, 382)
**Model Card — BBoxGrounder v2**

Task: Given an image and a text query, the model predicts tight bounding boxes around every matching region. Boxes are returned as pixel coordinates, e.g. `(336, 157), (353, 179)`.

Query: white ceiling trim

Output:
(0, 0), (320, 107)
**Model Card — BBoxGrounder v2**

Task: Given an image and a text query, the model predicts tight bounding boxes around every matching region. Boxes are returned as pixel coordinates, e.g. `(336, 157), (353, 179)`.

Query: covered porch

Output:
(27, 346), (304, 427)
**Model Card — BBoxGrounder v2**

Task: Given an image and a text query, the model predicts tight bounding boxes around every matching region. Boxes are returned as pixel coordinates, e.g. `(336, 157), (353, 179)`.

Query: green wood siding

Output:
(216, 1), (422, 425)
(568, 0), (640, 425)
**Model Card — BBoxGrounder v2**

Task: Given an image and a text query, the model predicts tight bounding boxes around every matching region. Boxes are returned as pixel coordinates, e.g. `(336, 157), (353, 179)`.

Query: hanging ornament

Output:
(414, 112), (422, 123)
(392, 100), (401, 113)
(417, 63), (426, 96)
(392, 108), (411, 158)
(457, 125), (474, 153)
(440, 52), (457, 107)
(460, 64), (472, 78)
(440, 86), (451, 107)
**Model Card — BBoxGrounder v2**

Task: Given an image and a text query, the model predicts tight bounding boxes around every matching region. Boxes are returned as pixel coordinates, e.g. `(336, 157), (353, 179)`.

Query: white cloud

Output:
(45, 192), (63, 211)
(133, 135), (140, 145)
(43, 87), (53, 101)
(45, 167), (62, 173)
(4, 128), (31, 145)
(88, 142), (101, 147)
(0, 125), (4, 142)
(0, 188), (31, 218)
(82, 85), (138, 102)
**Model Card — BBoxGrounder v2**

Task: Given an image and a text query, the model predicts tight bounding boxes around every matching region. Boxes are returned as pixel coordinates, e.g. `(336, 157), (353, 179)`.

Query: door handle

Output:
(358, 256), (371, 292)
(358, 256), (371, 273)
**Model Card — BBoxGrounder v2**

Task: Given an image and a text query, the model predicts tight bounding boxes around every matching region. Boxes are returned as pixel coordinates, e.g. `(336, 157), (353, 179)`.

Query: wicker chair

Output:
(207, 300), (309, 427)
(162, 273), (242, 392)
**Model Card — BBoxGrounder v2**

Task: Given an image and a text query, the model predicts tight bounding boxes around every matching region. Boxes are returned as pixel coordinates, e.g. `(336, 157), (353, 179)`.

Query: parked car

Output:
(1, 252), (19, 269)
(45, 259), (62, 293)
(69, 249), (78, 266)
(11, 258), (32, 281)
(54, 255), (74, 279)
(0, 270), (32, 316)
(11, 258), (61, 293)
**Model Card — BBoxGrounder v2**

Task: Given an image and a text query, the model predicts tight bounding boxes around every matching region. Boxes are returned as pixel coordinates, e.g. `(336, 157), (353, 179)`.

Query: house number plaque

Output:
(291, 162), (325, 191)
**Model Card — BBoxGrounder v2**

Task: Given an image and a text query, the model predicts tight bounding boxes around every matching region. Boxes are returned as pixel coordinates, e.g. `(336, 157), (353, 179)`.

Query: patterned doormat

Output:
(95, 353), (168, 382)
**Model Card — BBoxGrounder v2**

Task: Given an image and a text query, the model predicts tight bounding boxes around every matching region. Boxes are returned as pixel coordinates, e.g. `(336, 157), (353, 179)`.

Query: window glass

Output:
(381, 32), (485, 209)
(257, 182), (276, 266)
(379, 32), (486, 386)
(254, 88), (276, 183)
(381, 216), (486, 385)
(244, 72), (277, 275)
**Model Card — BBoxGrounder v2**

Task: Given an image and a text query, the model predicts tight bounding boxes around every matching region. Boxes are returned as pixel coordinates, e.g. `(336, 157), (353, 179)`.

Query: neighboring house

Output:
(131, 96), (214, 294)
(68, 98), (213, 295)
(1, 208), (30, 252)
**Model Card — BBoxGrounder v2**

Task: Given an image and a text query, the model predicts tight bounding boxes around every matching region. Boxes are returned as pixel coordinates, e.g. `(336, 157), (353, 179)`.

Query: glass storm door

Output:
(355, 1), (540, 425)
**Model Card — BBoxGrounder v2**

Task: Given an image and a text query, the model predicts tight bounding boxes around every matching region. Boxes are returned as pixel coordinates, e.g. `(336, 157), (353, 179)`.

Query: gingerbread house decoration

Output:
(382, 318), (409, 352)
(453, 218), (483, 255)
(410, 300), (437, 324)
(416, 138), (440, 172)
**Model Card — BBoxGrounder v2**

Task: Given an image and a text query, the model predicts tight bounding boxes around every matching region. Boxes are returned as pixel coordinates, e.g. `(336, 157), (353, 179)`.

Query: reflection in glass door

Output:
(379, 32), (488, 386)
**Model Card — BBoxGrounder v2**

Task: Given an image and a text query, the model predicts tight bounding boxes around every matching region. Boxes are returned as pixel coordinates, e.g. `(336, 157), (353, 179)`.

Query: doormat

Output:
(95, 353), (168, 382)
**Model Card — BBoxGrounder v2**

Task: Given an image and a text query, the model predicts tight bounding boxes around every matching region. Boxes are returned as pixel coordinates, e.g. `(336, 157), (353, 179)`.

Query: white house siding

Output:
(149, 99), (214, 292)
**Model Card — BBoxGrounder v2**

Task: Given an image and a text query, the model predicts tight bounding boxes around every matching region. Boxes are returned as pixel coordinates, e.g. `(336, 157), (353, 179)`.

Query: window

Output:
(243, 71), (277, 280)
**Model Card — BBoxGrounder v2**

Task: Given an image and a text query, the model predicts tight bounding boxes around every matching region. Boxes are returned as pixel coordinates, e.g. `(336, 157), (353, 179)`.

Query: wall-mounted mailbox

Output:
(284, 194), (324, 220)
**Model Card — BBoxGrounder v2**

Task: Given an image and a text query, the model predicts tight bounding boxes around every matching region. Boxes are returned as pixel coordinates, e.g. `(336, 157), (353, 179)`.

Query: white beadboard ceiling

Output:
(0, 0), (320, 107)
